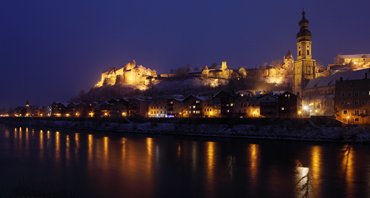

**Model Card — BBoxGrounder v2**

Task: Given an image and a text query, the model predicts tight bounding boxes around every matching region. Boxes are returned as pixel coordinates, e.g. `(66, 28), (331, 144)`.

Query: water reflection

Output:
(121, 138), (126, 159)
(146, 138), (153, 178)
(342, 144), (355, 197)
(206, 142), (215, 197)
(66, 135), (70, 166)
(249, 144), (259, 178)
(3, 125), (370, 198)
(40, 130), (43, 150)
(55, 131), (60, 163)
(310, 146), (322, 196)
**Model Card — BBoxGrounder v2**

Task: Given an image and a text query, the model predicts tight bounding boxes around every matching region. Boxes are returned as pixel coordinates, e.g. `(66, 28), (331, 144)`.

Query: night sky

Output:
(1, 0), (369, 108)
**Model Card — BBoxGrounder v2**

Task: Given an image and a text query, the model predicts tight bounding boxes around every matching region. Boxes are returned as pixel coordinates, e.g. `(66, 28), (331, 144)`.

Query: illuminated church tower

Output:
(293, 10), (316, 97)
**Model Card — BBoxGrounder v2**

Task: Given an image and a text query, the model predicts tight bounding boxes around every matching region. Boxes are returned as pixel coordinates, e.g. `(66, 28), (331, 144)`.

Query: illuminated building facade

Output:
(334, 76), (370, 124)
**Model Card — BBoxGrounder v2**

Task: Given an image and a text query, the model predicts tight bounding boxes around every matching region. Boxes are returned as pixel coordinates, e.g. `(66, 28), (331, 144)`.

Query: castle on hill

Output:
(95, 54), (296, 88)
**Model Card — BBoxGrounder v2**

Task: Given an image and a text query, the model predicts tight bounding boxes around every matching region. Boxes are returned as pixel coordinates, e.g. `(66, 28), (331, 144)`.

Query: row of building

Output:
(8, 91), (303, 119)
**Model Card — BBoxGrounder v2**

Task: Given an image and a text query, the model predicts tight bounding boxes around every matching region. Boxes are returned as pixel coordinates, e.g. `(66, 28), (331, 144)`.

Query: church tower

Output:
(293, 10), (316, 97)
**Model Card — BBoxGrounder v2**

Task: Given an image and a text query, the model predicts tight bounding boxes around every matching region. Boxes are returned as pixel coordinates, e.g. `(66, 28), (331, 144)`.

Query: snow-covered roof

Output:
(305, 69), (370, 89)
(340, 54), (370, 59)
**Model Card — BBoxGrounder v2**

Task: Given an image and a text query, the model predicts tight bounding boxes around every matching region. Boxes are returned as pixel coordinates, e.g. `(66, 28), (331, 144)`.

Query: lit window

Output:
(347, 101), (351, 105)
(230, 103), (233, 106)
(281, 107), (284, 110)
(193, 106), (196, 109)
(196, 101), (200, 103)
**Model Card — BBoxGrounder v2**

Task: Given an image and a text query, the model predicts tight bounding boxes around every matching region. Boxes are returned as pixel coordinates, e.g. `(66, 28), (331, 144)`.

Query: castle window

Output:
(355, 101), (359, 105)
(355, 118), (359, 122)
(307, 50), (310, 55)
(354, 92), (359, 97)
(362, 101), (366, 105)
(355, 110), (360, 115)
(340, 101), (345, 105)
(343, 110), (347, 114)
(299, 51), (301, 56)
(347, 92), (352, 97)
(347, 101), (352, 105)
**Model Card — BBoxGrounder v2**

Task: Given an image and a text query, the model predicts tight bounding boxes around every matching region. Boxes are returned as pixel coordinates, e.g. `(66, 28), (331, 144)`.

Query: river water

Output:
(0, 124), (369, 198)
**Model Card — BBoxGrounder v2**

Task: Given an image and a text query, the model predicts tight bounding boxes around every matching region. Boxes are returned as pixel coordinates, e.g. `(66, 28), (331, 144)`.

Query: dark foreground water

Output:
(0, 124), (369, 198)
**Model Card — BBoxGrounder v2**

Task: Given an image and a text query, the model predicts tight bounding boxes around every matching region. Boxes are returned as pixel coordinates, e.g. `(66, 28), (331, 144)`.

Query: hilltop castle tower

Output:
(293, 10), (316, 97)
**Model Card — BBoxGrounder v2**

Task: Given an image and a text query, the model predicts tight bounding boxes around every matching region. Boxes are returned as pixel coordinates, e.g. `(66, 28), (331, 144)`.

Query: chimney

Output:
(340, 77), (343, 81)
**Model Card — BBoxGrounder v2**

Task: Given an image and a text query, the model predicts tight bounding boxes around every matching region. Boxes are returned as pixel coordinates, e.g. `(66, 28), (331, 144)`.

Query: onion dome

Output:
(296, 10), (312, 41)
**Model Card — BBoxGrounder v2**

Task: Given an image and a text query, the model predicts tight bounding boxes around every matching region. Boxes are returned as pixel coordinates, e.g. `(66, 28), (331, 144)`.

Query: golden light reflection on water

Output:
(121, 138), (126, 159)
(55, 132), (60, 163)
(14, 128), (17, 138)
(146, 138), (153, 172)
(47, 131), (50, 139)
(5, 130), (9, 138)
(249, 144), (259, 179)
(342, 144), (355, 197)
(40, 130), (43, 150)
(32, 129), (34, 136)
(26, 128), (29, 149)
(177, 144), (181, 159)
(104, 136), (108, 159)
(88, 134), (93, 162)
(206, 141), (215, 197)
(75, 133), (79, 158)
(310, 146), (321, 196)
(66, 135), (70, 166)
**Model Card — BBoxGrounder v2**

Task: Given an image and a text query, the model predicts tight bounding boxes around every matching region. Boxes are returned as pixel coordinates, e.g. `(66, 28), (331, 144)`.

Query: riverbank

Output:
(0, 117), (369, 143)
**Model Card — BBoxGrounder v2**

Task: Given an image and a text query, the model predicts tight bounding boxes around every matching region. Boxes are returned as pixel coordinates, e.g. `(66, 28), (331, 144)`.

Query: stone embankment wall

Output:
(0, 117), (369, 143)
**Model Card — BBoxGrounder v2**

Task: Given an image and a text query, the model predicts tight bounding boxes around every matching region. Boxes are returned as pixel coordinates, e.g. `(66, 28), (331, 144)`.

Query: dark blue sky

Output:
(1, 0), (369, 108)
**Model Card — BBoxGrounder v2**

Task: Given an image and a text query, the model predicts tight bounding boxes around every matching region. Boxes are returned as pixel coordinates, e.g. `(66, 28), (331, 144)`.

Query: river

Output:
(0, 124), (368, 198)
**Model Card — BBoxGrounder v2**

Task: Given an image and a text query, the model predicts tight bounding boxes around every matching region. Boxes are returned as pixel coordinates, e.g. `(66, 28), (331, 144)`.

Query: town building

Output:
(278, 92), (302, 118)
(182, 95), (207, 117)
(334, 77), (370, 124)
(166, 98), (184, 118)
(213, 91), (235, 117)
(257, 94), (279, 118)
(148, 98), (167, 118)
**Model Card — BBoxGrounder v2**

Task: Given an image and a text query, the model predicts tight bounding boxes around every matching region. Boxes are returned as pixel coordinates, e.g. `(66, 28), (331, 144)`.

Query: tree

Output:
(186, 64), (192, 72)
(334, 53), (344, 65)
(209, 63), (218, 69)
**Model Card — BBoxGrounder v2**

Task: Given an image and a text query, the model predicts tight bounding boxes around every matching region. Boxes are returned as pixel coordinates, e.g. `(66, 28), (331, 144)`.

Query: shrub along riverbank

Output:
(0, 117), (369, 143)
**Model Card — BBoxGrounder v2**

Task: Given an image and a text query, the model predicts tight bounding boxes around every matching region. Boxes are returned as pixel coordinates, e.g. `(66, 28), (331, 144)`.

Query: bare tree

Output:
(334, 53), (344, 65)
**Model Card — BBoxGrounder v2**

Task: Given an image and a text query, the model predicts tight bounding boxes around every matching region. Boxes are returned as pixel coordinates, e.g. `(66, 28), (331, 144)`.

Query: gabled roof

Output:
(257, 94), (278, 102)
(183, 95), (208, 102)
(213, 91), (233, 98)
(305, 68), (370, 89)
